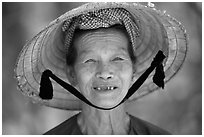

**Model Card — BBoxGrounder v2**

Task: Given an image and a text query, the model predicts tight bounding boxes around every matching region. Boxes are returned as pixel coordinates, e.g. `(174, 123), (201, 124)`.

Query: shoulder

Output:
(44, 113), (82, 135)
(129, 114), (171, 135)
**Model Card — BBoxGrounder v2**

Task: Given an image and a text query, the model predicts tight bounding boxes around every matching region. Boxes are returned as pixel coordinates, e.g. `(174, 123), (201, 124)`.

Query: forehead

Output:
(73, 27), (129, 53)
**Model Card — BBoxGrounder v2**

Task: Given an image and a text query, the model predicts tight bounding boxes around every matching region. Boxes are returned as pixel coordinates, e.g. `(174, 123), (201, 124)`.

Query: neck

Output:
(77, 103), (130, 135)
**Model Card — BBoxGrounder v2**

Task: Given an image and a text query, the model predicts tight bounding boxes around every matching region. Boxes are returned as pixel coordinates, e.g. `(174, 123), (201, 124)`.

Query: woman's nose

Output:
(96, 64), (114, 80)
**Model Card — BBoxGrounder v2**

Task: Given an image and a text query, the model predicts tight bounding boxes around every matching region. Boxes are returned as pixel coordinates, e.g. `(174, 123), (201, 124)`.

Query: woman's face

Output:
(71, 28), (134, 108)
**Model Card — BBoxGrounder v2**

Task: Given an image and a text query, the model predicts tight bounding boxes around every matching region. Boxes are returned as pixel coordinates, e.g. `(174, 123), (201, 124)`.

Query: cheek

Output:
(115, 61), (133, 74)
(75, 64), (96, 88)
(75, 62), (133, 88)
(115, 62), (133, 86)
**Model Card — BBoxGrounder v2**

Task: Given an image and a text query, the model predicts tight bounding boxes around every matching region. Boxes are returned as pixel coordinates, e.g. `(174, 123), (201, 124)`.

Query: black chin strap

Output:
(39, 50), (166, 110)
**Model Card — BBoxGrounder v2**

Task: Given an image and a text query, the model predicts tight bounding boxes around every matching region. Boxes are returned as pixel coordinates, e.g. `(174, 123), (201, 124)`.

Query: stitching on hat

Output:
(61, 8), (140, 57)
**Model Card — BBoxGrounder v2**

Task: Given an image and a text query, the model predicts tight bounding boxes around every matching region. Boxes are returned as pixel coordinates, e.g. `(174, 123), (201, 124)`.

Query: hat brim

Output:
(15, 2), (188, 110)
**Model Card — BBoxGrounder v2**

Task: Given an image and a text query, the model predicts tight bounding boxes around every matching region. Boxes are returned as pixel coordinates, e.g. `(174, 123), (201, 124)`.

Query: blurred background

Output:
(2, 2), (202, 135)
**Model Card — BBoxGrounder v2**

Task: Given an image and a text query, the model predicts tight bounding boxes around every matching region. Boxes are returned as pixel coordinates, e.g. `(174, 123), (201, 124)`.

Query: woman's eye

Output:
(84, 59), (96, 63)
(112, 57), (124, 61)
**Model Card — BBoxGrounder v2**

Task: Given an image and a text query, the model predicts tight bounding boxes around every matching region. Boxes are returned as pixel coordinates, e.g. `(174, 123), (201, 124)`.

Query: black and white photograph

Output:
(2, 2), (202, 135)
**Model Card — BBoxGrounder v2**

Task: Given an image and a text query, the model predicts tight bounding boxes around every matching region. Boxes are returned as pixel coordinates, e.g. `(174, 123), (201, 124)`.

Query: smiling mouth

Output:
(93, 86), (118, 91)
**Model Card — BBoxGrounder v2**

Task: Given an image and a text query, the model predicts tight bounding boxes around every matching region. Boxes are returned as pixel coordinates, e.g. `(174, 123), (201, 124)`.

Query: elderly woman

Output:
(15, 2), (187, 135)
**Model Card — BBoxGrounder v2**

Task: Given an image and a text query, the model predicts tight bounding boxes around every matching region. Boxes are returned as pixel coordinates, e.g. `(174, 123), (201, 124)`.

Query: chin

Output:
(90, 95), (125, 109)
(83, 86), (128, 109)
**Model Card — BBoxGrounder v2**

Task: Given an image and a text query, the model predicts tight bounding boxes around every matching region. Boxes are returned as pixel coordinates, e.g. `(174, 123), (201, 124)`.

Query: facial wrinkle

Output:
(75, 29), (128, 50)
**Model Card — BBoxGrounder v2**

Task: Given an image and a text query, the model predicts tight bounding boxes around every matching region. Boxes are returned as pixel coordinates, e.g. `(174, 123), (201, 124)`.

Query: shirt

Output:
(44, 113), (171, 135)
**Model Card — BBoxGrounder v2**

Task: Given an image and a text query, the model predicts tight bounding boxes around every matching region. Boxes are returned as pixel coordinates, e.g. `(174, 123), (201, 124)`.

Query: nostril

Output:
(96, 63), (115, 80)
(107, 75), (113, 79)
(96, 72), (114, 80)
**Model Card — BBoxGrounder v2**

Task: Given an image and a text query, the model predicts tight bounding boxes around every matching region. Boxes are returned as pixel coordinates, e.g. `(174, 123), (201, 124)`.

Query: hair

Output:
(65, 24), (136, 67)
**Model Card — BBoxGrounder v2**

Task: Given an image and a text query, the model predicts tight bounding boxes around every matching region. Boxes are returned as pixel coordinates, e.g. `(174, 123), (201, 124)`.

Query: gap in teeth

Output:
(95, 86), (115, 90)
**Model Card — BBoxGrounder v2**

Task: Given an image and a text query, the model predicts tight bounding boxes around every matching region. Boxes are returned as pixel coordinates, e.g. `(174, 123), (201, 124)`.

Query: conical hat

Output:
(14, 2), (188, 110)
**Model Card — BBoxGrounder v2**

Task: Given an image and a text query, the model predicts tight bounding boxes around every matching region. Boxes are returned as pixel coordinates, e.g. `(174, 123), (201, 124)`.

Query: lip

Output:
(93, 86), (118, 91)
(91, 80), (120, 94)
(92, 84), (119, 93)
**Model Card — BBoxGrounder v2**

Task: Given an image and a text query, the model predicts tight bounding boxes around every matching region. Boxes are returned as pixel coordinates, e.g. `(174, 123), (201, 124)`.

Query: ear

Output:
(65, 66), (78, 87)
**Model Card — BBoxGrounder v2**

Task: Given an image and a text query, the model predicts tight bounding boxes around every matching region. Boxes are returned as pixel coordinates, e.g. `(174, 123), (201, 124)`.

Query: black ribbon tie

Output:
(39, 50), (166, 110)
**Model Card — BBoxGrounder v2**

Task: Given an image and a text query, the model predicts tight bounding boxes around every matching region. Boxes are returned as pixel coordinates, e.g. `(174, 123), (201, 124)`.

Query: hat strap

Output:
(124, 50), (166, 100)
(39, 50), (166, 110)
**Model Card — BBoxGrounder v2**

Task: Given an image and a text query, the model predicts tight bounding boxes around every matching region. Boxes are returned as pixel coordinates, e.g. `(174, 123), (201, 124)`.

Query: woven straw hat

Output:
(15, 2), (187, 110)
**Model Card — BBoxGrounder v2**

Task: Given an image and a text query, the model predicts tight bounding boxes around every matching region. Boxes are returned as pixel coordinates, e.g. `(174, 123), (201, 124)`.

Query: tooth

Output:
(95, 86), (116, 91)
